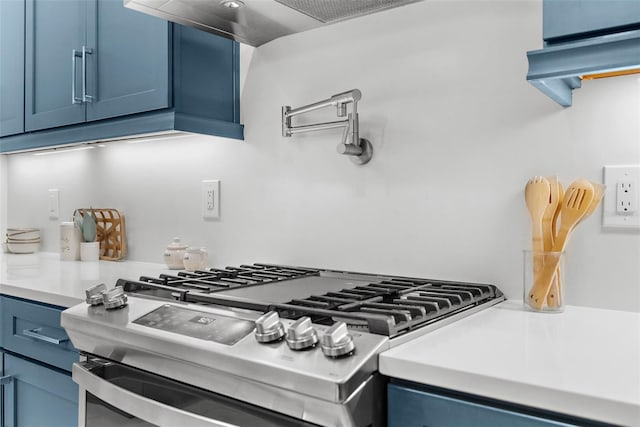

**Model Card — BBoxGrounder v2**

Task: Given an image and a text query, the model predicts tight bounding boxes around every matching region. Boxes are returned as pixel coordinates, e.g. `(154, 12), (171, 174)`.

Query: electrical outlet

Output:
(603, 165), (640, 229)
(616, 181), (636, 214)
(201, 180), (220, 219)
(48, 189), (59, 219)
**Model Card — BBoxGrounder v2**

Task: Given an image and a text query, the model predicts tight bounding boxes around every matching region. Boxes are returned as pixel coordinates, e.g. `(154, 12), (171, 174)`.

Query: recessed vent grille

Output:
(275, 0), (420, 23)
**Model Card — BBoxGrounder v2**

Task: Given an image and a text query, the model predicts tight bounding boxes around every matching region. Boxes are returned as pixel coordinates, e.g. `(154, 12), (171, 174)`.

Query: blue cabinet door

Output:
(1, 352), (4, 426)
(85, 0), (170, 122)
(544, 0), (640, 42)
(0, 0), (25, 137)
(24, 0), (87, 131)
(388, 383), (575, 427)
(2, 354), (78, 427)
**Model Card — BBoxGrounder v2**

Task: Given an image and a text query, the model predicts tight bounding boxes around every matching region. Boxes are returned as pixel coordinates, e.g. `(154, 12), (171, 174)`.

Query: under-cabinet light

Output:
(582, 68), (640, 81)
(32, 146), (95, 156)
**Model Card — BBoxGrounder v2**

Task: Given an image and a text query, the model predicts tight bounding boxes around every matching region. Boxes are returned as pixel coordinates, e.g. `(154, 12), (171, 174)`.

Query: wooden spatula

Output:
(528, 180), (595, 309)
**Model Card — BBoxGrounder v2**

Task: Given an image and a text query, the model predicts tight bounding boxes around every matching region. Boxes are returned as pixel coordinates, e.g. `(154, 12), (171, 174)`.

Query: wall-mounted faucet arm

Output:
(284, 90), (361, 119)
(281, 89), (372, 165)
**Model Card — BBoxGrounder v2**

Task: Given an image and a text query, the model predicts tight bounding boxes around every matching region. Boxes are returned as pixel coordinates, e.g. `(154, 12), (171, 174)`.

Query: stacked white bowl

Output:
(6, 228), (41, 254)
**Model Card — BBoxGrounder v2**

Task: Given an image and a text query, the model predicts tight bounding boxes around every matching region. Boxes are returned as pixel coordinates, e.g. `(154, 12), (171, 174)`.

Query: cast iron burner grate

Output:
(272, 278), (499, 337)
(117, 263), (502, 338)
(117, 263), (321, 301)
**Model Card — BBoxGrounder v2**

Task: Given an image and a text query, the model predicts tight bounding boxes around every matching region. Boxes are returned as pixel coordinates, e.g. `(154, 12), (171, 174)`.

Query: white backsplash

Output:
(3, 1), (640, 311)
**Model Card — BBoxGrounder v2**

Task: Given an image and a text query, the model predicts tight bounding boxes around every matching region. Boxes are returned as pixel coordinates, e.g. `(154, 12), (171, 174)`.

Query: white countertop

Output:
(2, 253), (639, 425)
(380, 300), (640, 426)
(0, 252), (170, 307)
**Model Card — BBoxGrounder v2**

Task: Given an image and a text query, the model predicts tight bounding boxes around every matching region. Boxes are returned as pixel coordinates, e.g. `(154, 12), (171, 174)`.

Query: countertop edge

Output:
(0, 282), (83, 307)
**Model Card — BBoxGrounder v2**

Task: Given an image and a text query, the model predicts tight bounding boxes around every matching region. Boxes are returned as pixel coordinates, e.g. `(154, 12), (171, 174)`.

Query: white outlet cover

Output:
(201, 180), (220, 219)
(602, 165), (640, 229)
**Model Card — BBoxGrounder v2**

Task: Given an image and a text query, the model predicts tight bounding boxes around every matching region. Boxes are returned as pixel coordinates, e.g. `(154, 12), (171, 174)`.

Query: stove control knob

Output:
(85, 283), (107, 306)
(320, 321), (355, 358)
(255, 311), (285, 343)
(101, 286), (128, 310)
(286, 317), (318, 350)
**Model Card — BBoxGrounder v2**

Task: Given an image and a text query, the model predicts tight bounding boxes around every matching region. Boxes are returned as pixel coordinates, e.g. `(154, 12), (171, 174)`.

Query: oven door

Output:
(73, 358), (317, 427)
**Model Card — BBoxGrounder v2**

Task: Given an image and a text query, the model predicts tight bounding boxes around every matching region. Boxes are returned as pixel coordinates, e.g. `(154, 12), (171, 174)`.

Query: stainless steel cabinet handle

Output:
(0, 375), (13, 385)
(22, 327), (69, 345)
(72, 49), (83, 104)
(82, 46), (94, 103)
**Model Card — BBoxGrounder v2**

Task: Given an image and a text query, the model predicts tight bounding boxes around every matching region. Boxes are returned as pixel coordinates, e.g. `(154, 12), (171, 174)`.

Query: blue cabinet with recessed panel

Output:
(0, 295), (79, 427)
(0, 0), (25, 137)
(24, 0), (170, 133)
(387, 381), (602, 427)
(0, 0), (242, 153)
(527, 0), (640, 107)
(543, 0), (640, 43)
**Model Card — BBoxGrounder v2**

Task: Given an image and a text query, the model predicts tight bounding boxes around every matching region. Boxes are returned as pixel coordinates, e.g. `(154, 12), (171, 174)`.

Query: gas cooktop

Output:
(116, 263), (504, 339)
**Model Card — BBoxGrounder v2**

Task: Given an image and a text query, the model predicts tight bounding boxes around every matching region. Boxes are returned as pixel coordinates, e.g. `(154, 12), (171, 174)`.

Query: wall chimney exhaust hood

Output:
(124, 0), (422, 47)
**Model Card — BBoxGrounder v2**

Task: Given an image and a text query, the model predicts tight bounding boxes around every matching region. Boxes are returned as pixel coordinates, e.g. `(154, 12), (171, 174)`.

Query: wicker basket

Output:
(74, 209), (127, 261)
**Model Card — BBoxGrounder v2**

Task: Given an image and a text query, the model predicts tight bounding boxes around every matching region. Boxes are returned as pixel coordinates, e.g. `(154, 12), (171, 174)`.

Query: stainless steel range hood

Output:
(124, 0), (422, 47)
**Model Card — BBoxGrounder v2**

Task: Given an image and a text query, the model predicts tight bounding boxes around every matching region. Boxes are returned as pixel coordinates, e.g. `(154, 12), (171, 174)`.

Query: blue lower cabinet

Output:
(388, 383), (575, 427)
(1, 352), (4, 426)
(0, 296), (78, 427)
(2, 353), (78, 427)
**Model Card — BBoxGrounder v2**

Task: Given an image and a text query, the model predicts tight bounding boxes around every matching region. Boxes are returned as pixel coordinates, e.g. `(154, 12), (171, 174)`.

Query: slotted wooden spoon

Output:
(528, 180), (595, 310)
(579, 181), (605, 224)
(547, 180), (604, 308)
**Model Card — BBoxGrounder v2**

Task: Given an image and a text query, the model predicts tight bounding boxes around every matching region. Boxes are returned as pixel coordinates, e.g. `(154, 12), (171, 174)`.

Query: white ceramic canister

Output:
(183, 247), (208, 272)
(164, 237), (188, 269)
(80, 241), (101, 262)
(60, 222), (81, 261)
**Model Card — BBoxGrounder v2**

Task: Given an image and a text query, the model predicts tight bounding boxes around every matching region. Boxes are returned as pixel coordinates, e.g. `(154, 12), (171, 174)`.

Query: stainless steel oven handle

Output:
(72, 362), (238, 427)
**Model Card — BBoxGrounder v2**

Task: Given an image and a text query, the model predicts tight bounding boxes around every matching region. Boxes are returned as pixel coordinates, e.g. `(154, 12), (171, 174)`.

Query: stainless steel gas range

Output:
(61, 263), (504, 427)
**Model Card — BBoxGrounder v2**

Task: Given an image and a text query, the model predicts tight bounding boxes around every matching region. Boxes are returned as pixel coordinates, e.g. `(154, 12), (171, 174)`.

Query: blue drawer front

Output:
(1, 296), (78, 372)
(388, 383), (575, 427)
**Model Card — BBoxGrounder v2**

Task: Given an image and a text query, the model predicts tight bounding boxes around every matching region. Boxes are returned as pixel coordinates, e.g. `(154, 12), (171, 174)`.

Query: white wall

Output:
(4, 1), (640, 311)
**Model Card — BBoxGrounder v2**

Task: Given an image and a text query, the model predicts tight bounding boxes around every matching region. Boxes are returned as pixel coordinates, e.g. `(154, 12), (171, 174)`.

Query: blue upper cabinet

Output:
(86, 0), (170, 122)
(25, 0), (87, 131)
(544, 0), (640, 43)
(527, 0), (640, 107)
(24, 0), (169, 131)
(0, 0), (25, 137)
(0, 0), (242, 153)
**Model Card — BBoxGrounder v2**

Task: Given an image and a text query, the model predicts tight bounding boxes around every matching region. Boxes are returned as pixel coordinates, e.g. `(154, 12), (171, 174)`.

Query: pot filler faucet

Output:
(282, 89), (374, 165)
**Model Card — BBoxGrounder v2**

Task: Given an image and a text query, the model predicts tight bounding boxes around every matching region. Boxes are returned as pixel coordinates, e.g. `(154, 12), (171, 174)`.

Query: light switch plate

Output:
(602, 165), (640, 229)
(48, 189), (59, 219)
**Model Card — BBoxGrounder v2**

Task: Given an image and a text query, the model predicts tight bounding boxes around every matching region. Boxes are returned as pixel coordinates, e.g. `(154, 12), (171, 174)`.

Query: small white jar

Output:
(163, 237), (188, 269)
(183, 247), (208, 272)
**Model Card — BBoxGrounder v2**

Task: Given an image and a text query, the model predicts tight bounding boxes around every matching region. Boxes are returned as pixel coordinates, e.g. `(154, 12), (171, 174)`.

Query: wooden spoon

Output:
(543, 176), (562, 307)
(525, 176), (551, 269)
(528, 180), (595, 310)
